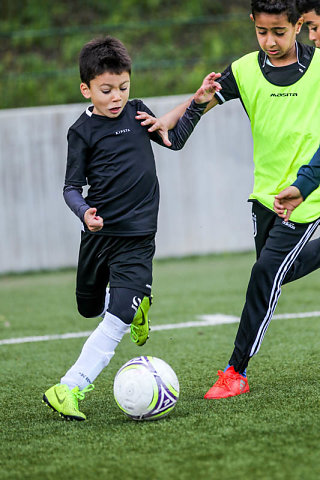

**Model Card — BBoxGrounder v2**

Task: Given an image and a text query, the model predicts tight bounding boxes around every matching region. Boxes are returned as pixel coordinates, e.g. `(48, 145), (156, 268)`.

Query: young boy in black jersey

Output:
(143, 0), (320, 400)
(274, 0), (320, 220)
(42, 36), (221, 420)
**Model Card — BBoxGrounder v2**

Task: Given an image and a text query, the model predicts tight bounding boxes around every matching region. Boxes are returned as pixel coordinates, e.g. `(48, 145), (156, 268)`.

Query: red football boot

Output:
(204, 366), (250, 399)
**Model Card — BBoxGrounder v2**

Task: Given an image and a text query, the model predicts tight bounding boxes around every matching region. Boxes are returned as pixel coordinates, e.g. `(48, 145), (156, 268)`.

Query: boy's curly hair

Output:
(79, 36), (132, 86)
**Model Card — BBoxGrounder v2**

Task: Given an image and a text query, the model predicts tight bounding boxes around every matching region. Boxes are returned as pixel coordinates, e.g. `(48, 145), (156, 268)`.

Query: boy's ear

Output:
(80, 83), (91, 99)
(296, 16), (304, 34)
(250, 14), (254, 23)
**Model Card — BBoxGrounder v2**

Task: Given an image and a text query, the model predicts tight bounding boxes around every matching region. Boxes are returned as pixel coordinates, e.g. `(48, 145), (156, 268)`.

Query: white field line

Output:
(0, 311), (319, 347)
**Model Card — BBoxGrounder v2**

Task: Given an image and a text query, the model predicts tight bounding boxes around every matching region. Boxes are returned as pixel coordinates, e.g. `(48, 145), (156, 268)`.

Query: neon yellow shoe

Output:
(130, 295), (152, 346)
(42, 383), (94, 421)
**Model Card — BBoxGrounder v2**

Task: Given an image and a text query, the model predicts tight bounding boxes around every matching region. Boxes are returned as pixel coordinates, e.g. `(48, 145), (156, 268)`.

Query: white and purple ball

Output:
(113, 356), (179, 421)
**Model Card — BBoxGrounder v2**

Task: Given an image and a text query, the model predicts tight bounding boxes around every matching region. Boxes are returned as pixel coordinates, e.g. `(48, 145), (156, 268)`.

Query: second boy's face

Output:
(80, 71), (130, 118)
(251, 12), (303, 65)
(303, 10), (320, 47)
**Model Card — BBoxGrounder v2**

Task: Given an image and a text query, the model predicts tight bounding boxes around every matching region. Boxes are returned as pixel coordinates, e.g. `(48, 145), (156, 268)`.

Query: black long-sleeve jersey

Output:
(64, 98), (207, 235)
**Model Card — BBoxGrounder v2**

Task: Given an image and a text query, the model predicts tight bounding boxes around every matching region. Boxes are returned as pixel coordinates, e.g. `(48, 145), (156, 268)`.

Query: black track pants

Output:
(229, 202), (320, 373)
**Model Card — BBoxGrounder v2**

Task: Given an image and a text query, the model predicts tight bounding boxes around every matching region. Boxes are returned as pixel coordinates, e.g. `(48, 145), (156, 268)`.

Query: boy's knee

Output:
(251, 258), (269, 278)
(108, 292), (152, 325)
(76, 296), (105, 318)
(108, 303), (136, 324)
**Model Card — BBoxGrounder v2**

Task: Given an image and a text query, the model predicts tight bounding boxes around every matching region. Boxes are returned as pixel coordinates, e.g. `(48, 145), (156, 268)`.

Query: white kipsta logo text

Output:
(282, 220), (296, 230)
(115, 128), (131, 135)
(131, 296), (142, 313)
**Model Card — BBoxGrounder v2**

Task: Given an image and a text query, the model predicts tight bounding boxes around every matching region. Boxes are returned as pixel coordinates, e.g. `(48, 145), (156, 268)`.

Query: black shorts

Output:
(76, 232), (155, 317)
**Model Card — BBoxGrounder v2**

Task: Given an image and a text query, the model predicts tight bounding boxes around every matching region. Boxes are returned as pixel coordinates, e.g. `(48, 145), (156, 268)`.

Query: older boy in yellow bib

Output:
(274, 0), (320, 220)
(140, 0), (320, 399)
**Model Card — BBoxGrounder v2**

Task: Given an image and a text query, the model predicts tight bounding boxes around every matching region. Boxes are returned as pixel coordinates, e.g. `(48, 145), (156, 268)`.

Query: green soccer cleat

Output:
(130, 295), (152, 346)
(42, 383), (94, 421)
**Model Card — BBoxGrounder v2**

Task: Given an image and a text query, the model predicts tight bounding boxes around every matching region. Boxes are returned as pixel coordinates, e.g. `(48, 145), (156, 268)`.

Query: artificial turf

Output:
(0, 252), (319, 480)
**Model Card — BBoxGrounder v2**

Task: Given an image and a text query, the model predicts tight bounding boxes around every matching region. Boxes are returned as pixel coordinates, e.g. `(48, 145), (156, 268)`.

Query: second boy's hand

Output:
(135, 71), (221, 147)
(136, 111), (173, 147)
(84, 207), (104, 232)
(194, 71), (222, 103)
(273, 186), (303, 221)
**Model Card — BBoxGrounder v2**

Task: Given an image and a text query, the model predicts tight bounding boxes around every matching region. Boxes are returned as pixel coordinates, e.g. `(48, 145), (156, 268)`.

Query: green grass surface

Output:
(0, 252), (319, 480)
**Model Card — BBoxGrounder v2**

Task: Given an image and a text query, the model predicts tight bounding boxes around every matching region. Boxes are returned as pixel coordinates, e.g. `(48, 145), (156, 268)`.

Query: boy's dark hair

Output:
(79, 36), (132, 85)
(297, 0), (320, 15)
(251, 0), (301, 24)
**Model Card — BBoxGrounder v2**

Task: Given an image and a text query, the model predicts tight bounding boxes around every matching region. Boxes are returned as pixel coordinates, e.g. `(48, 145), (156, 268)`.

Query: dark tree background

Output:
(0, 0), (310, 108)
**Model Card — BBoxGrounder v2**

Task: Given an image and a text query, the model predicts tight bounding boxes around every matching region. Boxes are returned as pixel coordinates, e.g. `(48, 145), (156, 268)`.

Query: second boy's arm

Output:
(274, 144), (320, 221)
(136, 73), (221, 146)
(166, 72), (222, 150)
(291, 144), (320, 198)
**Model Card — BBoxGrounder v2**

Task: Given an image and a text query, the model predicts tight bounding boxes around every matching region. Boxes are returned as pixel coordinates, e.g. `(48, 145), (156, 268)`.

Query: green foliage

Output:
(0, 0), (311, 109)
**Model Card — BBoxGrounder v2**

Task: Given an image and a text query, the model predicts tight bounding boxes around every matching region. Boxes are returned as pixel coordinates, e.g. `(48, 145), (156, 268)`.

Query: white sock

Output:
(61, 312), (128, 390)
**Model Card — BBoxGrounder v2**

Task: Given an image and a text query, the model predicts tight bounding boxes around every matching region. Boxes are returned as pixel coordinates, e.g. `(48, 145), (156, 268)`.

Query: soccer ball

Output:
(113, 356), (179, 421)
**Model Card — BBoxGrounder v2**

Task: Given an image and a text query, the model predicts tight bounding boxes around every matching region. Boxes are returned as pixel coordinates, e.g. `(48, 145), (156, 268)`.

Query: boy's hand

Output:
(135, 75), (221, 147)
(194, 72), (222, 104)
(273, 186), (303, 221)
(84, 207), (104, 232)
(136, 111), (172, 147)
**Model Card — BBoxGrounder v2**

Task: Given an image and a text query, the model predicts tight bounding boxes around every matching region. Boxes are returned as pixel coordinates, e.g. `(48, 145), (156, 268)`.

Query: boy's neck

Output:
(267, 42), (298, 67)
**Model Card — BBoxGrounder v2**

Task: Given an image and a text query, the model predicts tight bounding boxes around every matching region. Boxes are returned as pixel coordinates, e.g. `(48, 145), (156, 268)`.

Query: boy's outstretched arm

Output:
(136, 98), (192, 147)
(136, 72), (221, 146)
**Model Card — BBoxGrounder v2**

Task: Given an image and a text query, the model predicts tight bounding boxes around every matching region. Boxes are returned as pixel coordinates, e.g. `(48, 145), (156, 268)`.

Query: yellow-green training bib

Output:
(231, 49), (320, 223)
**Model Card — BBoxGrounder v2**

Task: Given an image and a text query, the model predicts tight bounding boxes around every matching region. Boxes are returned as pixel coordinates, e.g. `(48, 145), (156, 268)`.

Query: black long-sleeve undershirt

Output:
(64, 99), (208, 222)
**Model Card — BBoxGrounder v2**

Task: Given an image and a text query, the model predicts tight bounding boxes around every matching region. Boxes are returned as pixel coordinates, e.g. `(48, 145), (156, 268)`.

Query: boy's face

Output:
(303, 10), (320, 47)
(251, 12), (303, 65)
(80, 71), (130, 118)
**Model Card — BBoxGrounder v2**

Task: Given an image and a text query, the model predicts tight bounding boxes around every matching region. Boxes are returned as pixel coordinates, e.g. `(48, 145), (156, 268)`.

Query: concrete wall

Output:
(0, 95), (254, 273)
